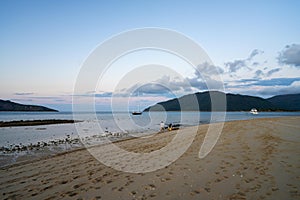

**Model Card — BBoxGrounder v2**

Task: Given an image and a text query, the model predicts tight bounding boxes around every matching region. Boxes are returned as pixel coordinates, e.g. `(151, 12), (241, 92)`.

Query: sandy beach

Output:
(0, 117), (299, 199)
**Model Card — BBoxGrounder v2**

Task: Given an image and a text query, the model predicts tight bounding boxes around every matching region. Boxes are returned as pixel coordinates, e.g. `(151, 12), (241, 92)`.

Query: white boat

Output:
(250, 108), (258, 115)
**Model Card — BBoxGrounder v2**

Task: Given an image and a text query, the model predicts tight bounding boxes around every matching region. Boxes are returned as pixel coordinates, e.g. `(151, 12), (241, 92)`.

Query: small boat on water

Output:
(250, 108), (258, 115)
(132, 111), (142, 115)
(132, 90), (142, 115)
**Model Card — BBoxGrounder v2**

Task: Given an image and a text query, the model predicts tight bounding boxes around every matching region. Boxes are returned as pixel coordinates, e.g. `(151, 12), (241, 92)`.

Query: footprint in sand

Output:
(244, 178), (254, 183)
(42, 185), (54, 191)
(92, 177), (102, 183)
(144, 184), (156, 191)
(66, 191), (78, 197)
(58, 180), (68, 184)
(214, 178), (222, 183)
(73, 183), (85, 189)
(160, 177), (171, 182)
(191, 189), (201, 195)
(148, 193), (157, 198)
(124, 180), (134, 186)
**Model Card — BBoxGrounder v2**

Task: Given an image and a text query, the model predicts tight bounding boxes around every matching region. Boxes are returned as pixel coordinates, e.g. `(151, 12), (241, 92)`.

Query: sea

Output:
(1, 111), (300, 149)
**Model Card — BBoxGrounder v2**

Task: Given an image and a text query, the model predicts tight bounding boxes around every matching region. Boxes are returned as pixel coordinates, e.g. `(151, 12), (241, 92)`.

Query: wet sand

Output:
(0, 117), (299, 199)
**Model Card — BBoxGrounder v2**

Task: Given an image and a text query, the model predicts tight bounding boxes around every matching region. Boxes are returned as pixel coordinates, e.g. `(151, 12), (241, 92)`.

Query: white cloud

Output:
(225, 49), (263, 73)
(278, 44), (300, 67)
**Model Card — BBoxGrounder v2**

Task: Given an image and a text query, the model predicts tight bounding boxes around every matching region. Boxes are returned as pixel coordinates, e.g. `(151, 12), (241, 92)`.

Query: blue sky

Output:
(1, 0), (300, 111)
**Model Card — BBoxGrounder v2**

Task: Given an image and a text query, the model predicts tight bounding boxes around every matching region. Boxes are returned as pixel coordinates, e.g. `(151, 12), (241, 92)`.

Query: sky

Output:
(0, 0), (300, 111)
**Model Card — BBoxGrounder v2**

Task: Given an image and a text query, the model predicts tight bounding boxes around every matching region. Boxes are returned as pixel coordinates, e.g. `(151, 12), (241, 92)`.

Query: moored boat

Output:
(132, 111), (142, 115)
(250, 108), (258, 114)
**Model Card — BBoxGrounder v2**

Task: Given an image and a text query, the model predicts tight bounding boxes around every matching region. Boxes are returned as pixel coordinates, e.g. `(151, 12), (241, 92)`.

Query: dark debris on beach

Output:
(0, 135), (82, 154)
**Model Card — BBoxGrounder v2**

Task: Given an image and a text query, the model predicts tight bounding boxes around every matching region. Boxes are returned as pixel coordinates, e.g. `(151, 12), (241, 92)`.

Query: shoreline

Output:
(0, 116), (299, 168)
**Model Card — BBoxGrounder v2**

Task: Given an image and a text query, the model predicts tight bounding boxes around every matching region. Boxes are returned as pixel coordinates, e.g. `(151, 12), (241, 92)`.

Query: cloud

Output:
(116, 63), (225, 98)
(227, 78), (300, 88)
(31, 96), (64, 100)
(226, 78), (300, 97)
(135, 84), (173, 95)
(248, 49), (264, 60)
(254, 70), (264, 78)
(252, 78), (300, 87)
(186, 62), (224, 90)
(187, 76), (223, 90)
(14, 92), (34, 95)
(95, 92), (113, 97)
(72, 76), (185, 99)
(11, 98), (33, 102)
(10, 95), (72, 105)
(72, 91), (113, 98)
(72, 45), (297, 103)
(278, 44), (300, 67)
(225, 49), (263, 73)
(195, 62), (224, 76)
(266, 68), (281, 76)
(256, 81), (300, 96)
(254, 68), (281, 78)
(236, 78), (260, 82)
(124, 76), (191, 98)
(225, 60), (247, 73)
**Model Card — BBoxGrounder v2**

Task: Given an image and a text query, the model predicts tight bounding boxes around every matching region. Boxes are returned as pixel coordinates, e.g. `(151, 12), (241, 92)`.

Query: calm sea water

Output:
(0, 111), (299, 147)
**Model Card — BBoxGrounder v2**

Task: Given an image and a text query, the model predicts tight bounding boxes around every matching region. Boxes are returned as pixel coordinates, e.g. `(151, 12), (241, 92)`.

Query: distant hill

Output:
(0, 99), (58, 112)
(267, 93), (300, 111)
(143, 91), (300, 112)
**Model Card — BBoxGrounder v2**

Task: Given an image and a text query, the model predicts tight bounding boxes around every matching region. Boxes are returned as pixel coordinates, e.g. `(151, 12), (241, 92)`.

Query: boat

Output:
(250, 108), (258, 115)
(132, 90), (142, 115)
(132, 111), (142, 115)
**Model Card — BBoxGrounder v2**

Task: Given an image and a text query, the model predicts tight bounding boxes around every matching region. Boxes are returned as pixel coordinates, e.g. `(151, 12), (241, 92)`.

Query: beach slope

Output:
(0, 117), (299, 199)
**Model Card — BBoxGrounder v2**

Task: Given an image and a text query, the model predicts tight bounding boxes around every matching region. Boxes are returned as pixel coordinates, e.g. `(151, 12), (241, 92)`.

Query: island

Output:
(0, 99), (58, 112)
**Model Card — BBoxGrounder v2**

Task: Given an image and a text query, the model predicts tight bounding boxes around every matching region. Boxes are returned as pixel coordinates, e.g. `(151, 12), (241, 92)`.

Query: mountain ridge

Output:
(143, 91), (300, 112)
(0, 99), (58, 112)
(267, 93), (300, 111)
